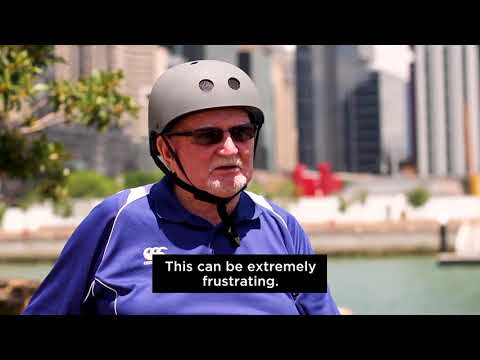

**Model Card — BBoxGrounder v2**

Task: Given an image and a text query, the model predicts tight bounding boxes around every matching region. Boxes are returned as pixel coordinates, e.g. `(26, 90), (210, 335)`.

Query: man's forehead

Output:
(174, 108), (250, 130)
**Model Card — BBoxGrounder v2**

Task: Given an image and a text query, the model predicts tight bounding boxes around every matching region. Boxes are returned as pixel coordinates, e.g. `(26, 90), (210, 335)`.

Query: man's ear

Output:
(156, 136), (173, 161)
(156, 136), (175, 167)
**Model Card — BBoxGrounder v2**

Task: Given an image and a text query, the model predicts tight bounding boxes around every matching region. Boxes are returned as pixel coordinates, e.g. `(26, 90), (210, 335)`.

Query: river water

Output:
(1, 255), (479, 314)
(328, 255), (480, 314)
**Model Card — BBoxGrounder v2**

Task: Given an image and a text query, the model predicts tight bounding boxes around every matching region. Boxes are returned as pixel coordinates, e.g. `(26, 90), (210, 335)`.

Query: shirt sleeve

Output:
(22, 193), (124, 315)
(284, 208), (341, 315)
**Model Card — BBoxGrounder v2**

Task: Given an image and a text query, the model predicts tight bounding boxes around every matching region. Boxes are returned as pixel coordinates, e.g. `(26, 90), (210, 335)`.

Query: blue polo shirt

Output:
(23, 177), (340, 315)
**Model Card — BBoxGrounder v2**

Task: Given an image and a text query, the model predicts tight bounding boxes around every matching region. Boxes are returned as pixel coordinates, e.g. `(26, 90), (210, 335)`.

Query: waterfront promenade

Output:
(0, 219), (465, 261)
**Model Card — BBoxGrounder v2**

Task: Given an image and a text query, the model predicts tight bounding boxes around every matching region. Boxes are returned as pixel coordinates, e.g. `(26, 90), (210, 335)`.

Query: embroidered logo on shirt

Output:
(143, 246), (168, 265)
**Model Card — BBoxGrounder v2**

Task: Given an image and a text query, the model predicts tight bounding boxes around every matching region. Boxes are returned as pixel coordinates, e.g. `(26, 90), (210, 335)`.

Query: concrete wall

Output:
(3, 194), (480, 232)
(288, 195), (480, 224)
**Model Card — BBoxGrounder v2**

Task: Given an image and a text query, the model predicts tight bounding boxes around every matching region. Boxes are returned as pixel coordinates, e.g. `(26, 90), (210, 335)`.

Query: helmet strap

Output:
(161, 135), (196, 187)
(150, 131), (246, 247)
(252, 121), (263, 155)
(217, 201), (241, 247)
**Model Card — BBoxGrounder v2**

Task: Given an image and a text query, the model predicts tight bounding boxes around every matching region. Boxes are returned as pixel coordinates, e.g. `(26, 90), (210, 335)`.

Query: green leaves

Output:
(0, 45), (52, 115)
(0, 45), (139, 213)
(123, 170), (164, 189)
(406, 187), (431, 208)
(48, 69), (139, 131)
(0, 129), (71, 211)
(66, 171), (121, 199)
(0, 131), (68, 179)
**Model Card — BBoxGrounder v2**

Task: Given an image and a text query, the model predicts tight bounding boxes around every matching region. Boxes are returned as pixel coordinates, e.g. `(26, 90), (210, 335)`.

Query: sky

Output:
(282, 45), (415, 81)
(370, 45), (414, 81)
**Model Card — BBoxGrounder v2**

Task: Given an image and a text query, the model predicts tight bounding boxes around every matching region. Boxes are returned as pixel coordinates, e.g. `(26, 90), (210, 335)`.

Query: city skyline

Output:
(42, 45), (480, 179)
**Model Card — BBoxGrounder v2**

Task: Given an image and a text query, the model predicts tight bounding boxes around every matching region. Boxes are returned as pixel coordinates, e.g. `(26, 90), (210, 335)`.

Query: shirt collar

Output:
(150, 177), (263, 227)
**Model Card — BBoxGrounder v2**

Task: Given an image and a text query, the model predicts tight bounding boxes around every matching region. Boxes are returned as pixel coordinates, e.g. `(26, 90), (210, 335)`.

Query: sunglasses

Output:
(165, 123), (257, 146)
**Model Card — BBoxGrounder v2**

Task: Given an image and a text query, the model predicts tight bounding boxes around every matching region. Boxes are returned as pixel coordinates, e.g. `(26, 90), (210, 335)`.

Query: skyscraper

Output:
(296, 45), (410, 174)
(345, 71), (410, 174)
(412, 45), (480, 178)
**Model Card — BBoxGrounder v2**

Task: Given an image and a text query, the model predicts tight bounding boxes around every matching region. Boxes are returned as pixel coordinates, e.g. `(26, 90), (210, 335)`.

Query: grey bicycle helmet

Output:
(148, 59), (264, 135)
(148, 60), (265, 247)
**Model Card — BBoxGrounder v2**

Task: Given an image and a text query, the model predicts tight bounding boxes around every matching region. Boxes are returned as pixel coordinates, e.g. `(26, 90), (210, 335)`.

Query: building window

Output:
(183, 45), (205, 61)
(238, 51), (251, 77)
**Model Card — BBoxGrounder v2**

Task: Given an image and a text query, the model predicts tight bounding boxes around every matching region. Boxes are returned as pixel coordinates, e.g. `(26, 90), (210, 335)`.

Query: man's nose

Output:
(218, 134), (239, 156)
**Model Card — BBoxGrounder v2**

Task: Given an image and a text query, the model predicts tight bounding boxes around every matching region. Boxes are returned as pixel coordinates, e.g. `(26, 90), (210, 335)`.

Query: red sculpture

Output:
(292, 162), (343, 197)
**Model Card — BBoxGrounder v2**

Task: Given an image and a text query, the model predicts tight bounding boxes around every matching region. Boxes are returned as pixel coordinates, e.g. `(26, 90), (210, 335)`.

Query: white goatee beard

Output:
(207, 174), (247, 197)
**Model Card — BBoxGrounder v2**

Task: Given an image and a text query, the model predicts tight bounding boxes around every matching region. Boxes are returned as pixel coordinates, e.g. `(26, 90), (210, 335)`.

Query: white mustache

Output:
(209, 158), (243, 172)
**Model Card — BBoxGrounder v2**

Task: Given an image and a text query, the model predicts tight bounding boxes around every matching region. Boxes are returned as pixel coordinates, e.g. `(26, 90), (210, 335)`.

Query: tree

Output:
(0, 45), (139, 217)
(406, 187), (431, 209)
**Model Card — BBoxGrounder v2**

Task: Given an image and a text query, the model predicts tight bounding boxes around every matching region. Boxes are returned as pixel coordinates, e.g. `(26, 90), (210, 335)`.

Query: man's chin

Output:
(209, 190), (238, 198)
(207, 176), (248, 198)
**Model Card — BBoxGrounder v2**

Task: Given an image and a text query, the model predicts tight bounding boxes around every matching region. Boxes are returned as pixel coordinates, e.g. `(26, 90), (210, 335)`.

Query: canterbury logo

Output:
(143, 246), (168, 265)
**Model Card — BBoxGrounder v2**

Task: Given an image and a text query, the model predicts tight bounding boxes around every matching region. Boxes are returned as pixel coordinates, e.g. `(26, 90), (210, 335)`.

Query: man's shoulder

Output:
(91, 183), (155, 220)
(243, 191), (301, 230)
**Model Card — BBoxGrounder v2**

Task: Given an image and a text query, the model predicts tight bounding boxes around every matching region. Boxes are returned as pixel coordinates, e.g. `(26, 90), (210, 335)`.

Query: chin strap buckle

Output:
(225, 225), (241, 247)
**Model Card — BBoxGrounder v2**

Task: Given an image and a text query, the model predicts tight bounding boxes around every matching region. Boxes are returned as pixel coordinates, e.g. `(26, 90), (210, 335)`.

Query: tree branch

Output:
(1, 98), (50, 130)
(19, 112), (66, 135)
(30, 98), (50, 116)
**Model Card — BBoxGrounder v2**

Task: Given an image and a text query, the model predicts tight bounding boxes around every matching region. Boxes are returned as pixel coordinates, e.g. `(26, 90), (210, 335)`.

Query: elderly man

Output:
(23, 60), (339, 315)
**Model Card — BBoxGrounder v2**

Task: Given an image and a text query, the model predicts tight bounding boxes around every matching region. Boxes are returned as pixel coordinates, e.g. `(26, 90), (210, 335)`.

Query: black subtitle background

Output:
(152, 255), (327, 293)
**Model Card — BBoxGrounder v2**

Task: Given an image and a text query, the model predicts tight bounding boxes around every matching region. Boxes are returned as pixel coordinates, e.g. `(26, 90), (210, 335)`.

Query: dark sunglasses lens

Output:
(192, 128), (224, 145)
(231, 125), (256, 142)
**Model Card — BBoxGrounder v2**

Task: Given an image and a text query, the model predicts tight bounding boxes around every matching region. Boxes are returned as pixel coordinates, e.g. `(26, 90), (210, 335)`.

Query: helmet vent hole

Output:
(191, 61), (198, 65)
(228, 77), (240, 90)
(199, 79), (214, 92)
